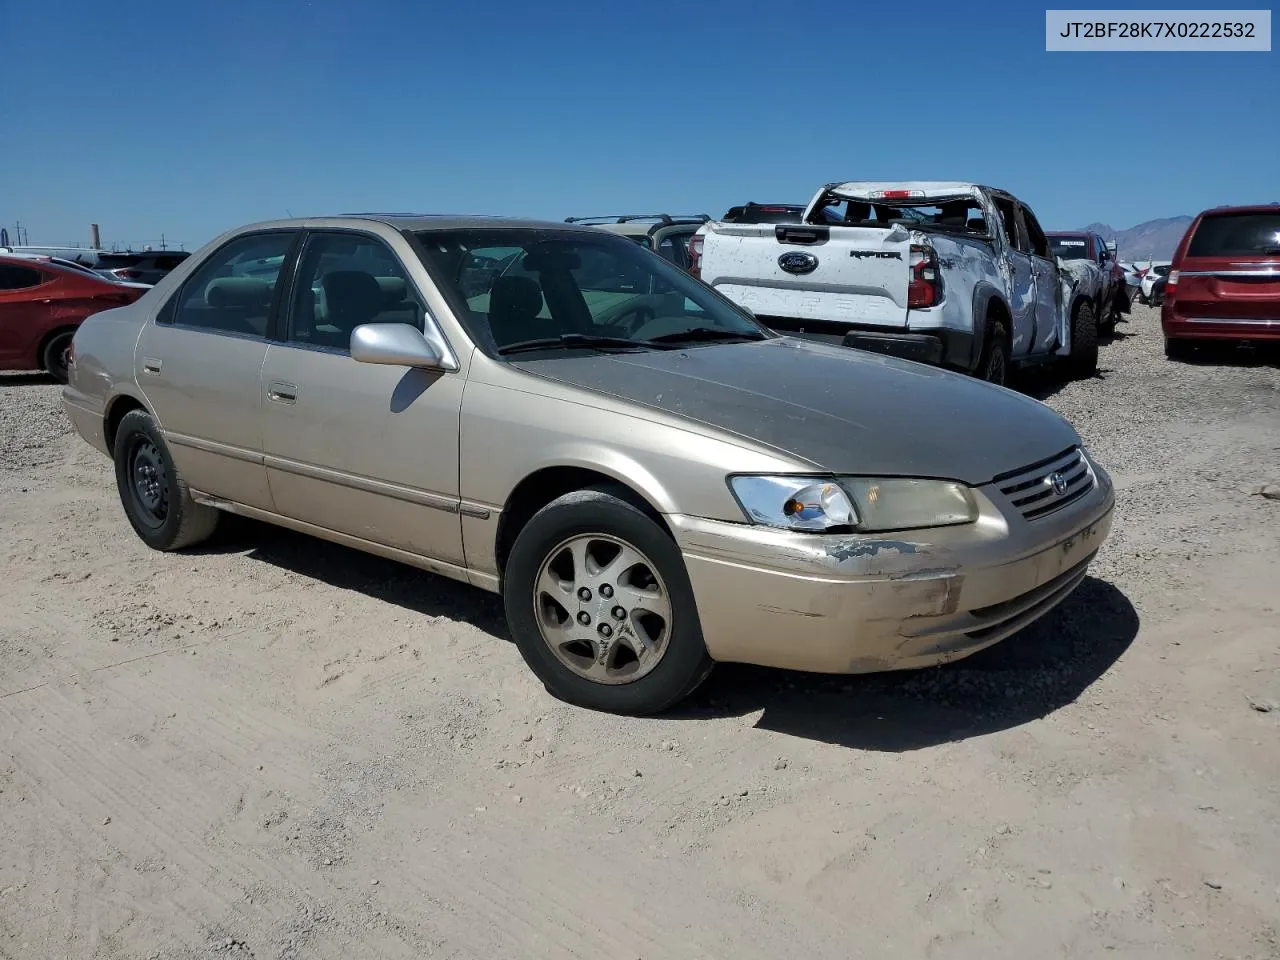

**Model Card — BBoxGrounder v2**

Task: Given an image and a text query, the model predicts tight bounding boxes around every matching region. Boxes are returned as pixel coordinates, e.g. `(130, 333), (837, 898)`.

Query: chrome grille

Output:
(994, 446), (1094, 521)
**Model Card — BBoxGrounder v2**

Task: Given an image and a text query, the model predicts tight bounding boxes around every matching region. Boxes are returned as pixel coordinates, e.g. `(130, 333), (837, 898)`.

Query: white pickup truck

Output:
(697, 181), (1098, 385)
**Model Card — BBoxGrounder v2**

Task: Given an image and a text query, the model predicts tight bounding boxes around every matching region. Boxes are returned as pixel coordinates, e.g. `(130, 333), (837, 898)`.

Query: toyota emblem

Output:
(778, 252), (819, 275)
(1049, 472), (1069, 496)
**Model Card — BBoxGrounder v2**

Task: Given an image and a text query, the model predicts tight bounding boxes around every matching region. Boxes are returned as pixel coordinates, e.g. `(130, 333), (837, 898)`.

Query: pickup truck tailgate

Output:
(701, 222), (912, 329)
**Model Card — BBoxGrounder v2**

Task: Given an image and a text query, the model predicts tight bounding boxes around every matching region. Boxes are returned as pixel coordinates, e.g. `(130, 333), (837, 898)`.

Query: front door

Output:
(992, 197), (1037, 356)
(258, 229), (467, 568)
(134, 231), (298, 510)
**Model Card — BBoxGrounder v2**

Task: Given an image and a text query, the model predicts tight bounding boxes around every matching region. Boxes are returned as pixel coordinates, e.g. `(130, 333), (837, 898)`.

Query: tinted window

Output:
(287, 232), (425, 350)
(170, 232), (295, 336)
(153, 254), (187, 270)
(0, 265), (45, 290)
(1187, 213), (1280, 257)
(657, 232), (691, 269)
(414, 229), (765, 355)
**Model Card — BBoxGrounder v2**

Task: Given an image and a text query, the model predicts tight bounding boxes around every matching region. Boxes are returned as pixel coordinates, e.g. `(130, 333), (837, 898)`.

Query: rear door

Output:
(701, 221), (911, 329)
(1173, 211), (1280, 325)
(1020, 206), (1061, 355)
(136, 230), (299, 511)
(991, 198), (1037, 355)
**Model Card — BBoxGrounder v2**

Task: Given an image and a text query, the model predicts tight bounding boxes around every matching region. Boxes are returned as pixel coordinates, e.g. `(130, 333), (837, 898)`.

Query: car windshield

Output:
(413, 228), (768, 356)
(1049, 236), (1091, 259)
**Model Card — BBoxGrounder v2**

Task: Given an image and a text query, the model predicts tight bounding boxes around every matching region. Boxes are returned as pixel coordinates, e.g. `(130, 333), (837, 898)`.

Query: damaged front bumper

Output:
(671, 475), (1114, 674)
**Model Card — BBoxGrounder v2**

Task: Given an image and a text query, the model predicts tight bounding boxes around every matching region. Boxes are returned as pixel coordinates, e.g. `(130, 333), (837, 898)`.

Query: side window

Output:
(993, 198), (1027, 253)
(155, 255), (184, 271)
(0, 265), (46, 291)
(657, 233), (690, 269)
(1020, 206), (1050, 259)
(170, 232), (295, 336)
(287, 232), (426, 351)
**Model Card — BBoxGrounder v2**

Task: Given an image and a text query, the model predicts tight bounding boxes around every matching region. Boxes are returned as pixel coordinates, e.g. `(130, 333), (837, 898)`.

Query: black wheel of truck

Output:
(976, 320), (1009, 386)
(503, 485), (713, 714)
(1068, 301), (1098, 379)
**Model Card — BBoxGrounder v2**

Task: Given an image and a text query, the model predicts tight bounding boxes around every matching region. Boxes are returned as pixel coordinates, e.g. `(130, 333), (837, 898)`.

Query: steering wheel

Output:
(612, 305), (656, 335)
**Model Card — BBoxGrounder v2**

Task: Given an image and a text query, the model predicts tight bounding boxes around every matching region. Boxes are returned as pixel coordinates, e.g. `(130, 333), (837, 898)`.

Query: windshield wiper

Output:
(644, 327), (766, 346)
(497, 333), (661, 356)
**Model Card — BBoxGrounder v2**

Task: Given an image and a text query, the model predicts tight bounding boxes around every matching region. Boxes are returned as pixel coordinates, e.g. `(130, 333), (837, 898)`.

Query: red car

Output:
(1163, 204), (1280, 359)
(0, 255), (147, 382)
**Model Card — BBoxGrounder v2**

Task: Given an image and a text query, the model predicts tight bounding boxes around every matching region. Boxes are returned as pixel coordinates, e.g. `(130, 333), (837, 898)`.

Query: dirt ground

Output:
(1, 304), (1278, 960)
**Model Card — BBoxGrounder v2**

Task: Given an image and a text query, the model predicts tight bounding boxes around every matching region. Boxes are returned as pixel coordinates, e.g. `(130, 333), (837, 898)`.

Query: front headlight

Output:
(729, 476), (857, 532)
(729, 475), (976, 533)
(839, 478), (976, 532)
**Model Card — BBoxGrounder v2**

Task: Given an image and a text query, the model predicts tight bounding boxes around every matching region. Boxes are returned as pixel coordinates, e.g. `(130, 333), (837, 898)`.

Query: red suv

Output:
(1163, 204), (1280, 359)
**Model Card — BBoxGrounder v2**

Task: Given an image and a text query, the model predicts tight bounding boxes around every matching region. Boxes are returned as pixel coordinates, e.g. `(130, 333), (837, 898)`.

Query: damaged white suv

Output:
(697, 181), (1099, 385)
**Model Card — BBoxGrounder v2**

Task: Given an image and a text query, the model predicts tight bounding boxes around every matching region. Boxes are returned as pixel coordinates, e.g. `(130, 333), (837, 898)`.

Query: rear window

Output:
(1187, 213), (1280, 258)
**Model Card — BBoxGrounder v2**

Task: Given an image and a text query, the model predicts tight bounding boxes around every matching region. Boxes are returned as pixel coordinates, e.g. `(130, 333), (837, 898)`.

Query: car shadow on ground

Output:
(1168, 341), (1280, 369)
(204, 520), (1136, 751)
(196, 517), (509, 636)
(673, 576), (1138, 750)
(0, 372), (57, 387)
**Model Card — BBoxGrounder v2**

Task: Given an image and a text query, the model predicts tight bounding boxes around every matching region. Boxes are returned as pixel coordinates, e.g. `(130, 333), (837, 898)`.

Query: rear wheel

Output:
(976, 320), (1009, 386)
(503, 486), (713, 714)
(41, 330), (75, 384)
(1067, 300), (1098, 379)
(112, 410), (220, 551)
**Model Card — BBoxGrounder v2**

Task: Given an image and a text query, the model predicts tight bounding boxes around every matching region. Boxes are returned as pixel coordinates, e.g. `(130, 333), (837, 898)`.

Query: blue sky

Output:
(1, 0), (1275, 250)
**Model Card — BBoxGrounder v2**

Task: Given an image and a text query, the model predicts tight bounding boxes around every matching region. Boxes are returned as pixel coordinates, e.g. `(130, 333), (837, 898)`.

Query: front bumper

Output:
(671, 475), (1114, 674)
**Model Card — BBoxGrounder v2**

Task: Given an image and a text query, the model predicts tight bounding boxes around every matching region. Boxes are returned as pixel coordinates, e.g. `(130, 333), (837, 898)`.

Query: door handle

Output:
(142, 358), (162, 375)
(267, 381), (298, 404)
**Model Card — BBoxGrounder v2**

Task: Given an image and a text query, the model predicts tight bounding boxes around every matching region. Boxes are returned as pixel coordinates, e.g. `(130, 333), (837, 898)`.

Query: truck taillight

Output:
(687, 233), (705, 278)
(908, 244), (941, 308)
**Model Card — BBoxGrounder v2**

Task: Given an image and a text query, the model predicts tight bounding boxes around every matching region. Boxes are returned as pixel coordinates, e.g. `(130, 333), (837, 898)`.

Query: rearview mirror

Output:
(351, 323), (444, 369)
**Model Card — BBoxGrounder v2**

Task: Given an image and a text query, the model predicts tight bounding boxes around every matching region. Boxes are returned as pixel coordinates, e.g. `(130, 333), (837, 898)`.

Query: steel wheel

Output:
(127, 437), (170, 527)
(533, 534), (672, 685)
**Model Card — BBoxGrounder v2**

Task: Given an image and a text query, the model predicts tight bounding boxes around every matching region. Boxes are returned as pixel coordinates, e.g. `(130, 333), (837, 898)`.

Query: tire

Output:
(41, 330), (75, 384)
(975, 319), (1009, 386)
(112, 409), (220, 551)
(1068, 300), (1098, 379)
(503, 486), (713, 714)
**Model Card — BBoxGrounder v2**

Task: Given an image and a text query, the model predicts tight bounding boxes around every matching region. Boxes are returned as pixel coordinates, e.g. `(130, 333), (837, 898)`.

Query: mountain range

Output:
(1071, 216), (1194, 262)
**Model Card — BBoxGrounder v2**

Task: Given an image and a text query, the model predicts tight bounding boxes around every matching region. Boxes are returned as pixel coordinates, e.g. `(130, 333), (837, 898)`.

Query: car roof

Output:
(1194, 203), (1280, 217)
(232, 214), (598, 234)
(1046, 231), (1091, 237)
(826, 180), (991, 198)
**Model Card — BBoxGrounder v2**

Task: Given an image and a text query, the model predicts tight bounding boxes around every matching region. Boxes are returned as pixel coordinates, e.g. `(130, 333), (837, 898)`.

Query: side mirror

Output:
(350, 323), (444, 369)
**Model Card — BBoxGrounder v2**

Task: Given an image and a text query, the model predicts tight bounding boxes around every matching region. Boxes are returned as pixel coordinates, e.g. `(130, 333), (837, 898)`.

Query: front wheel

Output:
(503, 487), (713, 714)
(112, 409), (220, 551)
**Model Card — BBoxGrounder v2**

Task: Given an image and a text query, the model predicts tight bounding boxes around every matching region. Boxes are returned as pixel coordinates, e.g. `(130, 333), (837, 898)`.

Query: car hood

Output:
(513, 337), (1079, 485)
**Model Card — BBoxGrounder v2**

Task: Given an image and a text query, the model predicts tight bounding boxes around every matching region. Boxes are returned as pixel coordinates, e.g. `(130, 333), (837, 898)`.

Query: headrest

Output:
(206, 277), (272, 309)
(374, 276), (407, 305)
(322, 270), (383, 312)
(490, 276), (543, 317)
(967, 218), (987, 231)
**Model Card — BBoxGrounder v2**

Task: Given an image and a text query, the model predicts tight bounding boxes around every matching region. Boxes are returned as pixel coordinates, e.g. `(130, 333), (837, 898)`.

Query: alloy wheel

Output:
(533, 534), (672, 685)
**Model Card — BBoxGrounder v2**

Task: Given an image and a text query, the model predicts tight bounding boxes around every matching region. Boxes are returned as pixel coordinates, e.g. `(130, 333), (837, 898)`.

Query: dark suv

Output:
(1163, 204), (1280, 358)
(95, 251), (190, 285)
